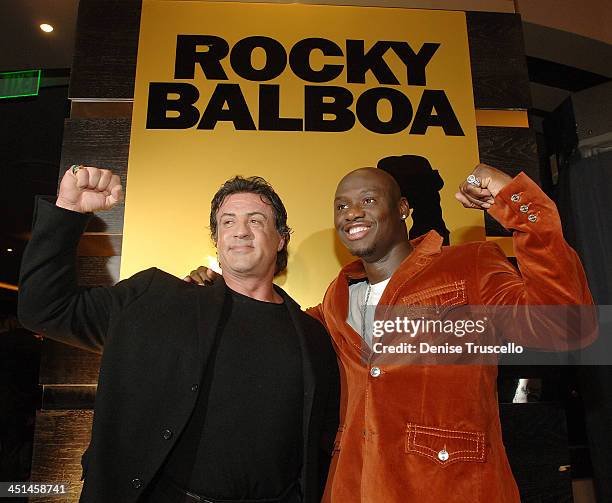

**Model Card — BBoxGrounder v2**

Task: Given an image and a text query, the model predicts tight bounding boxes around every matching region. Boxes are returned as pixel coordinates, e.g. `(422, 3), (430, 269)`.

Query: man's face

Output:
(334, 170), (407, 261)
(216, 193), (284, 279)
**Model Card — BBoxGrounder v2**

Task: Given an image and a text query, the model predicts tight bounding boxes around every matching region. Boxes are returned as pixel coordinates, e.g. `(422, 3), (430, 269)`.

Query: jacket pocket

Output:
(398, 281), (467, 316)
(332, 425), (345, 455)
(405, 423), (485, 467)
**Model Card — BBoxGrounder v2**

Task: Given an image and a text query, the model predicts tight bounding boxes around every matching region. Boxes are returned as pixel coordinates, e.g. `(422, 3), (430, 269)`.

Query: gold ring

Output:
(70, 164), (83, 175)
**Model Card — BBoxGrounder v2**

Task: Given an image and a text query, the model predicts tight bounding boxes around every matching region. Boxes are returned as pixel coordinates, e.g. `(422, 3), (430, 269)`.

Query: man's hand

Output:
(455, 163), (513, 210)
(56, 166), (123, 213)
(183, 266), (221, 286)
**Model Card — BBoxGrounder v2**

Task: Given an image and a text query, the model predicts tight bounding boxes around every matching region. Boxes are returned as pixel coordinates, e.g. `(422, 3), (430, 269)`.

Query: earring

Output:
(401, 214), (406, 219)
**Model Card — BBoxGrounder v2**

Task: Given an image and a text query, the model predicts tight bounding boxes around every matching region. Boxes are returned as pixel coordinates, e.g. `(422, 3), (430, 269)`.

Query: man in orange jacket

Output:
(189, 163), (595, 502)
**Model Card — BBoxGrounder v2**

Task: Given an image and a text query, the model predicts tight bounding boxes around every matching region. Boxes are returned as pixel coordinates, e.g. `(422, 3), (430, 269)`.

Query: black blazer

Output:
(18, 199), (340, 503)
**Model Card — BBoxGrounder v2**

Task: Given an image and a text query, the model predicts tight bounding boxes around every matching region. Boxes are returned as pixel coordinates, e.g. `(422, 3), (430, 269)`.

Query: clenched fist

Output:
(455, 163), (513, 210)
(56, 166), (123, 213)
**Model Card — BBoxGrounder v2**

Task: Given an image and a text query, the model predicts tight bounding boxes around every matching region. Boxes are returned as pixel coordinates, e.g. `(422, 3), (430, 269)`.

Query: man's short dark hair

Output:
(210, 176), (291, 275)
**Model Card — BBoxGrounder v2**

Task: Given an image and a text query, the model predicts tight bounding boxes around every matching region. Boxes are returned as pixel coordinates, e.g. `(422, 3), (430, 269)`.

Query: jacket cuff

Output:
(32, 197), (92, 245)
(487, 172), (561, 233)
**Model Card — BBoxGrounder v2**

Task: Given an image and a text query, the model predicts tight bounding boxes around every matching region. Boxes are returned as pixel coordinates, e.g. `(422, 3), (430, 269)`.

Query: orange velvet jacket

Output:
(309, 173), (595, 502)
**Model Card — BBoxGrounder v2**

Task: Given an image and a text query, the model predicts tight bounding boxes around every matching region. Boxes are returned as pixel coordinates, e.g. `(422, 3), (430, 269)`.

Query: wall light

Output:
(0, 282), (18, 292)
(40, 24), (54, 33)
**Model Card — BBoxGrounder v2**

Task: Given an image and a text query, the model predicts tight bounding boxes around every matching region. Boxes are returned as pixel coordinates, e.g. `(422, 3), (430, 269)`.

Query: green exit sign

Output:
(0, 70), (41, 99)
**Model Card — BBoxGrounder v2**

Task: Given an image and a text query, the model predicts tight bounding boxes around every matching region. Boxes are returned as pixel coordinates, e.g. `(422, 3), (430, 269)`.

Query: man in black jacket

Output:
(18, 165), (339, 503)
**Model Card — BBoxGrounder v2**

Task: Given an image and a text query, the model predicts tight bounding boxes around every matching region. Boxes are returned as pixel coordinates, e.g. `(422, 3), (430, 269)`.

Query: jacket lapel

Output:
(380, 230), (444, 308)
(276, 286), (317, 496)
(278, 286), (316, 411)
(195, 278), (227, 375)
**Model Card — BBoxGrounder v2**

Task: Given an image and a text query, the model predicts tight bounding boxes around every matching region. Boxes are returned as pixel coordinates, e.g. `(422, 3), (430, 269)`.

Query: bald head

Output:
(336, 167), (402, 205)
(334, 166), (410, 264)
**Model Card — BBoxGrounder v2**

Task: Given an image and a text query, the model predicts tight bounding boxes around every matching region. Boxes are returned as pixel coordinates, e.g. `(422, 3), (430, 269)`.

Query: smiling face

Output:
(334, 168), (409, 262)
(215, 192), (284, 280)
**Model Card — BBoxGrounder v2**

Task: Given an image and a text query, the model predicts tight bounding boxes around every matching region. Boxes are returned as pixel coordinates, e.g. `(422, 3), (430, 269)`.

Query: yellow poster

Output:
(122, 0), (480, 307)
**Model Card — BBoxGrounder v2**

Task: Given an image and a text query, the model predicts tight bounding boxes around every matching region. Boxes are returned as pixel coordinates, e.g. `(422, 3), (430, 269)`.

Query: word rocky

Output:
(146, 35), (465, 135)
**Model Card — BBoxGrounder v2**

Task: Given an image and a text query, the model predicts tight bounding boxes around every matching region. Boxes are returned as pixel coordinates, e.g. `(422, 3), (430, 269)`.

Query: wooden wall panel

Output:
(71, 101), (133, 119)
(77, 235), (123, 257)
(42, 386), (97, 410)
(477, 125), (539, 237)
(466, 11), (531, 109)
(477, 126), (539, 179)
(30, 410), (93, 503)
(69, 0), (142, 100)
(59, 118), (131, 233)
(39, 340), (100, 386)
(77, 256), (121, 286)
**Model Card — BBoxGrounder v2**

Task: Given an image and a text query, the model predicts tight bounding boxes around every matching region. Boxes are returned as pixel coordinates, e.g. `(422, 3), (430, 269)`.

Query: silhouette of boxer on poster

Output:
(378, 155), (450, 245)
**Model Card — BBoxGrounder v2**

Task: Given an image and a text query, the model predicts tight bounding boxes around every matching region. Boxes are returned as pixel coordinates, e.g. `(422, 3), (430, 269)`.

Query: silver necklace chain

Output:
(361, 283), (372, 340)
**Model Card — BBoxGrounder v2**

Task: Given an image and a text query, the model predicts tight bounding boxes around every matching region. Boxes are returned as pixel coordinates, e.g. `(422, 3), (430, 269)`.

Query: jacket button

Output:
(438, 449), (449, 462)
(162, 429), (173, 440)
(528, 213), (538, 223)
(370, 367), (381, 378)
(131, 478), (143, 489)
(519, 204), (529, 213)
(511, 194), (520, 202)
(191, 384), (199, 392)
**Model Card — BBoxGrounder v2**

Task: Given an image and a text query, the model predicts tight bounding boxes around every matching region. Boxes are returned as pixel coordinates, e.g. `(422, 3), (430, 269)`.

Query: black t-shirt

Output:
(161, 287), (304, 499)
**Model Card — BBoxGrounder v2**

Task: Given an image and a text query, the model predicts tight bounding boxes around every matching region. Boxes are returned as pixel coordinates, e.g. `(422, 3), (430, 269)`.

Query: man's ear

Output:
(277, 236), (285, 252)
(399, 197), (410, 219)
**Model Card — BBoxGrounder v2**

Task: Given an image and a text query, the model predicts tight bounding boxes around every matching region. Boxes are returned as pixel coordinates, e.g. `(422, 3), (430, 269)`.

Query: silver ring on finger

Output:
(70, 164), (83, 175)
(466, 174), (481, 187)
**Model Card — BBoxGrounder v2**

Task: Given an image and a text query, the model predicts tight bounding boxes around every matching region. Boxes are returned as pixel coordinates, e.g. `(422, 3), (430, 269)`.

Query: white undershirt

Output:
(347, 278), (390, 347)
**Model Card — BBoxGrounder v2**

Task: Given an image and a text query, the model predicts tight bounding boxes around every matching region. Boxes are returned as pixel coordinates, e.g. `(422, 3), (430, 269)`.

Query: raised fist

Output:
(56, 165), (123, 213)
(455, 163), (513, 210)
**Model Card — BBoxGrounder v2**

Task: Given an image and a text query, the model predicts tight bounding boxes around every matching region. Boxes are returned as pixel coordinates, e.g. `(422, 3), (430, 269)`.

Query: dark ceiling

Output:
(0, 0), (78, 72)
